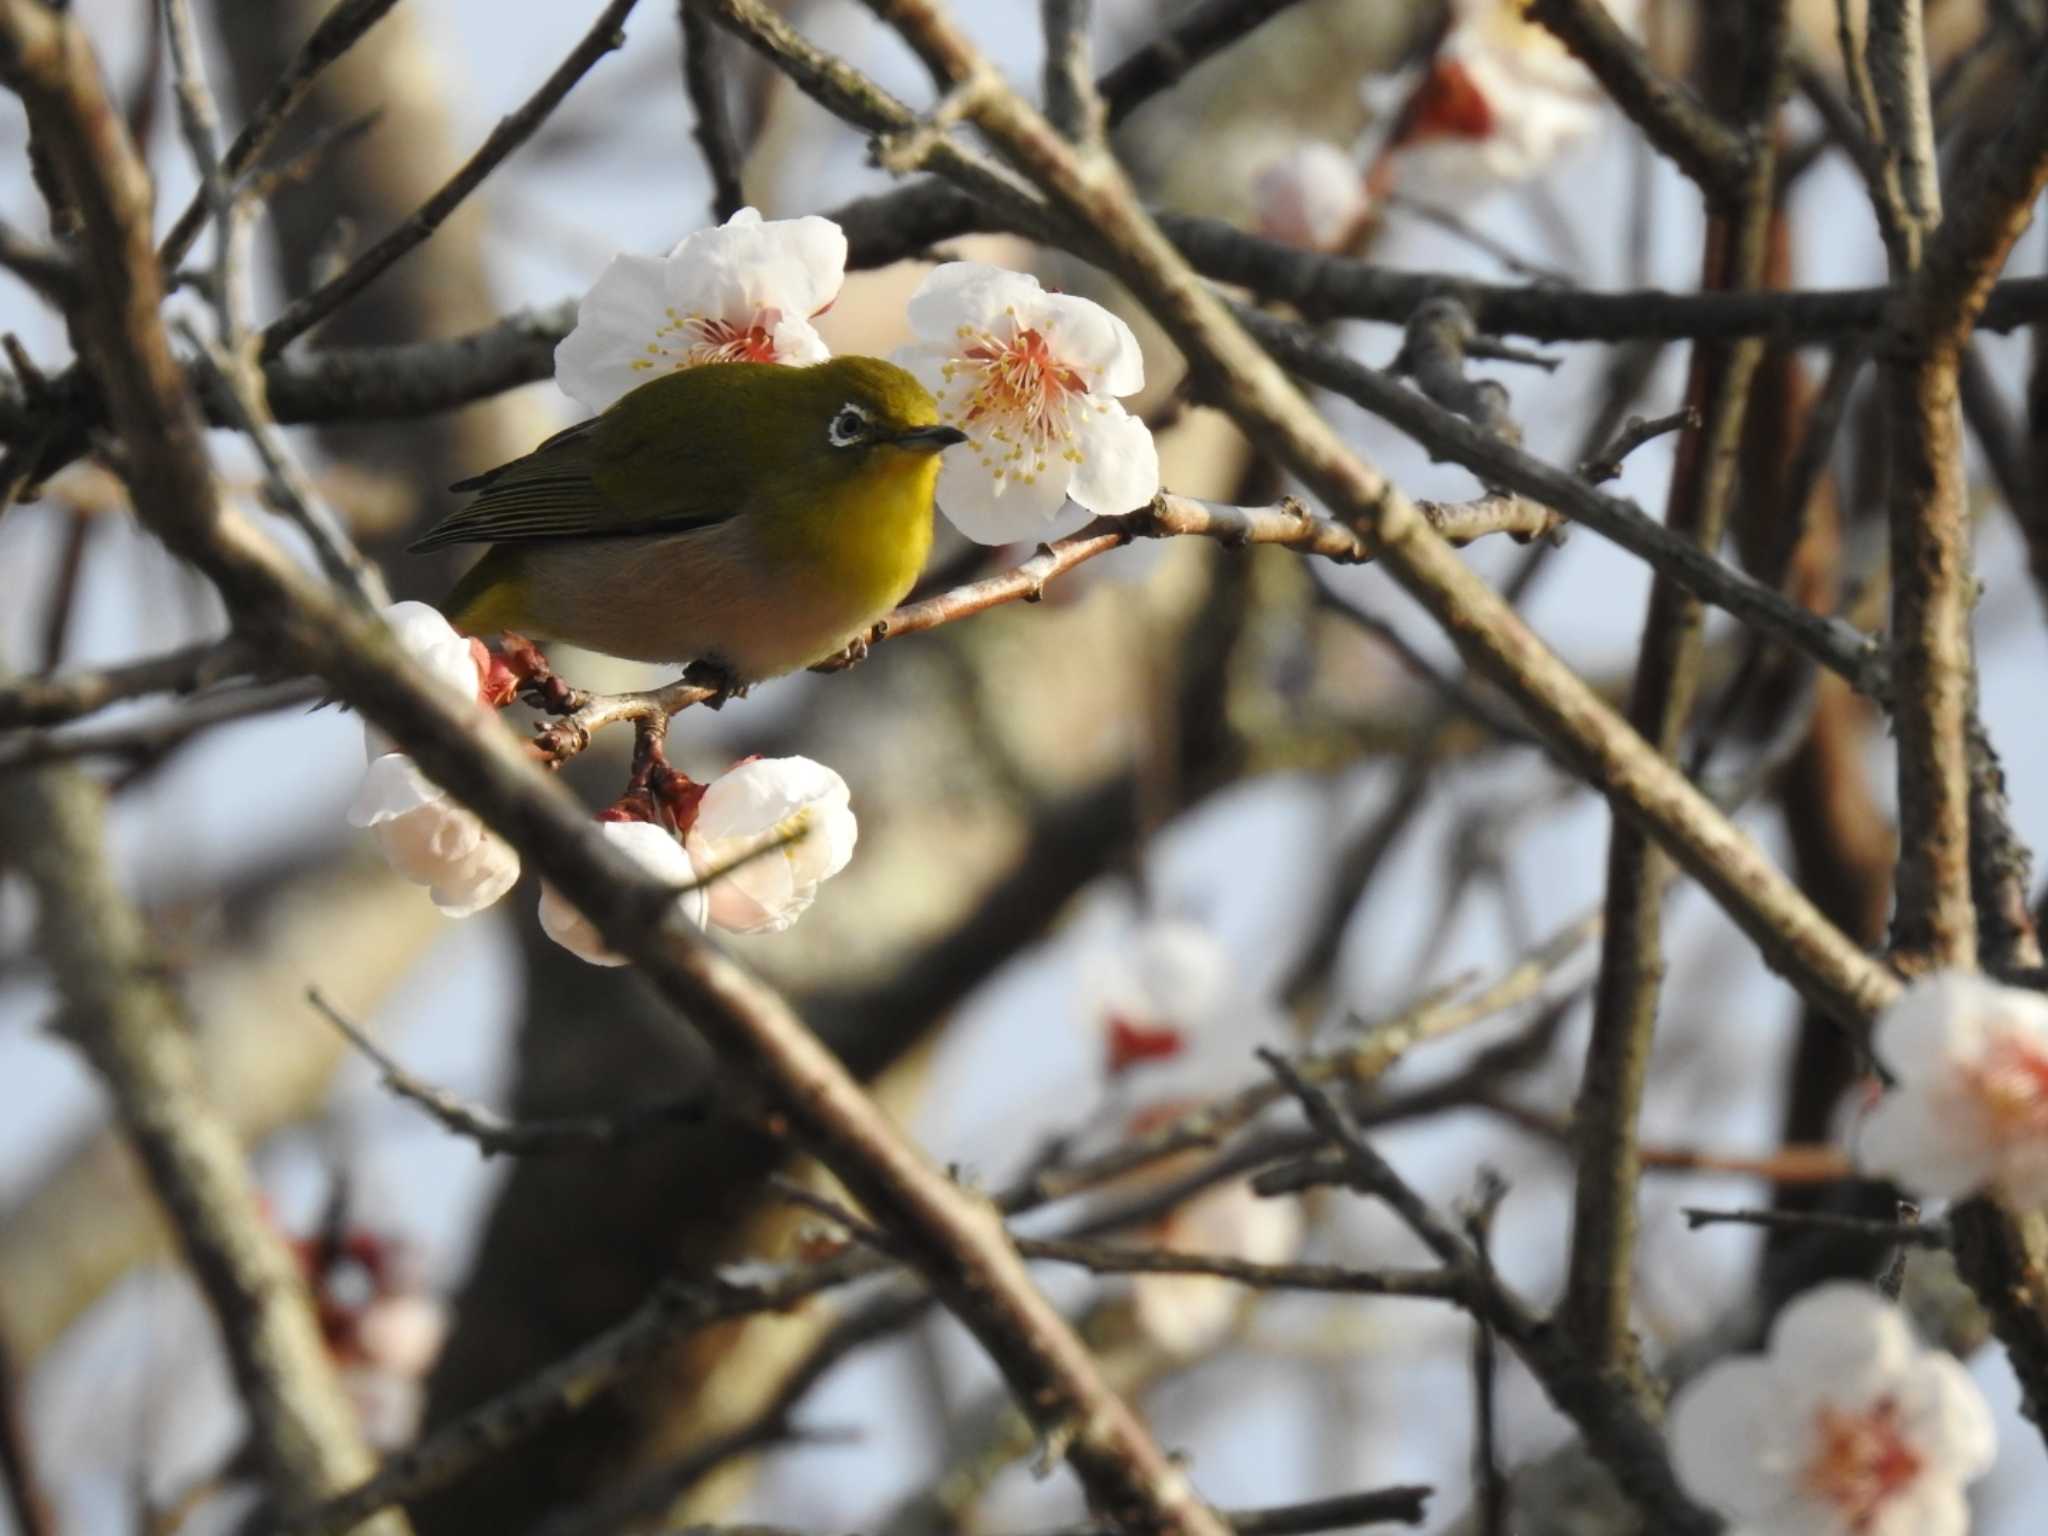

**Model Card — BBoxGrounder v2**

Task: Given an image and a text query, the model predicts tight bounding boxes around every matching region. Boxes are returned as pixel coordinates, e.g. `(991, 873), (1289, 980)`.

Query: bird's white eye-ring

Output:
(827, 402), (873, 448)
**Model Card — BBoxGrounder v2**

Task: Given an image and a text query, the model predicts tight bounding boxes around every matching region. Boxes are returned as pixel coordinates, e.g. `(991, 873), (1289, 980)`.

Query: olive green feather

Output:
(414, 363), (808, 550)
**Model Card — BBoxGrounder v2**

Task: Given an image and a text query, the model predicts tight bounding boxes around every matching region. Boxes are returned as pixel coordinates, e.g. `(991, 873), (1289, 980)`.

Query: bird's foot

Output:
(682, 657), (749, 711)
(493, 632), (587, 716)
(811, 627), (881, 675)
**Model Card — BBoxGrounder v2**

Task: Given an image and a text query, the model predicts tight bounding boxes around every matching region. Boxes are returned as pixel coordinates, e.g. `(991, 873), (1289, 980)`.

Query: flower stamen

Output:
(1801, 1397), (1924, 1532)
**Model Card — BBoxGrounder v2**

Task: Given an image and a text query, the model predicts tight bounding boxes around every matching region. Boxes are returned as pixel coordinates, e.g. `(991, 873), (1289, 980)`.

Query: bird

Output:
(413, 355), (967, 683)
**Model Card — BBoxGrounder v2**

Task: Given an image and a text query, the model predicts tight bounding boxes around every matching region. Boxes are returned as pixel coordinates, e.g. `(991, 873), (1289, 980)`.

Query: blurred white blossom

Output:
(1857, 971), (2048, 1206)
(348, 753), (520, 917)
(1082, 917), (1232, 1078)
(1252, 140), (1368, 250)
(555, 207), (847, 413)
(685, 756), (857, 934)
(1669, 1283), (1994, 1536)
(292, 1227), (449, 1452)
(1133, 1179), (1305, 1356)
(1386, 0), (1638, 189)
(896, 262), (1160, 544)
(365, 600), (489, 758)
(539, 818), (709, 966)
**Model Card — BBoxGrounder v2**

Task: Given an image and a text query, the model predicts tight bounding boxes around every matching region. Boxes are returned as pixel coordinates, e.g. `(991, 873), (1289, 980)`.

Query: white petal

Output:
(381, 602), (482, 701)
(1768, 1285), (1915, 1399)
(1252, 141), (1368, 250)
(1668, 1359), (1795, 1517)
(686, 758), (857, 935)
(426, 831), (520, 918)
(1066, 399), (1162, 516)
(1036, 289), (1147, 397)
(1858, 1087), (1999, 1202)
(905, 262), (1046, 341)
(1895, 1353), (1996, 1480)
(663, 210), (847, 332)
(1865, 1478), (1969, 1536)
(348, 753), (445, 827)
(555, 251), (674, 413)
(768, 313), (832, 366)
(539, 820), (707, 965)
(1131, 1272), (1239, 1357)
(934, 446), (1079, 545)
(1874, 972), (2007, 1081)
(355, 1294), (449, 1379)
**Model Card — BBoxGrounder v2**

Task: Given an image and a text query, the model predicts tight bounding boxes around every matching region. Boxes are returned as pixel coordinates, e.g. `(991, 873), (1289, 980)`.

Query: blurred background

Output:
(5, 0), (2048, 1531)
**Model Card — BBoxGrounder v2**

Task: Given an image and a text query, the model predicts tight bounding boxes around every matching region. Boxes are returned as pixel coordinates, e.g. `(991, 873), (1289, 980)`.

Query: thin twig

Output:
(156, 0), (404, 271)
(308, 989), (714, 1157)
(678, 0), (747, 221)
(258, 0), (643, 356)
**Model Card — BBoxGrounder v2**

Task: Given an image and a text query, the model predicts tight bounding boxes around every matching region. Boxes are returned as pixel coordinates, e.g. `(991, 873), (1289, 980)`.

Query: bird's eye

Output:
(827, 403), (872, 449)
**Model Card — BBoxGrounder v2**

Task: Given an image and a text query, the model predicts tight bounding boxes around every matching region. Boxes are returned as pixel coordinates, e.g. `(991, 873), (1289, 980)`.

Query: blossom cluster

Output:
(1081, 917), (1302, 1356)
(556, 207), (1161, 545)
(347, 603), (855, 955)
(1663, 969), (2048, 1534)
(1249, 0), (1644, 254)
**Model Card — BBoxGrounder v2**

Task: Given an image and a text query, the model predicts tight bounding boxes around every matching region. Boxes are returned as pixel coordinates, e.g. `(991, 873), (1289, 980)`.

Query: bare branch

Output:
(258, 0), (642, 356)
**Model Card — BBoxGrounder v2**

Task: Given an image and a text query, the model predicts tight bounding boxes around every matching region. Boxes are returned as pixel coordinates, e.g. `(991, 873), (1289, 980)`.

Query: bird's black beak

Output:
(890, 424), (969, 450)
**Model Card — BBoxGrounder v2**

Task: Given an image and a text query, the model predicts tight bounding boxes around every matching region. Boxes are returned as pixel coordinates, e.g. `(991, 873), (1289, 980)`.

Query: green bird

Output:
(415, 356), (966, 681)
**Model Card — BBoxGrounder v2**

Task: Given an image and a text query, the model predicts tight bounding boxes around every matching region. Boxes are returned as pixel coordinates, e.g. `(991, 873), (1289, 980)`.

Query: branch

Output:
(1253, 1053), (1716, 1535)
(678, 0), (746, 221)
(0, 9), (1222, 1533)
(0, 757), (396, 1522)
(156, 0), (404, 271)
(1525, 0), (1747, 196)
(257, 0), (642, 356)
(1563, 0), (1790, 1378)
(0, 634), (252, 728)
(308, 989), (714, 1157)
(1236, 307), (1888, 701)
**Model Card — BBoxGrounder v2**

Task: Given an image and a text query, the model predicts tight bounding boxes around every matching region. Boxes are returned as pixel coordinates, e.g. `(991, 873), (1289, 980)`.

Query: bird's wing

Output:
(409, 369), (760, 552)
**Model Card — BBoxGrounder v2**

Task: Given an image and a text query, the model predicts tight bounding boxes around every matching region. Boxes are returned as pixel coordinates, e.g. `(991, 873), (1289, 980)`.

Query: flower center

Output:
(634, 309), (784, 374)
(956, 325), (1089, 443)
(1800, 1396), (1924, 1531)
(1964, 1034), (2048, 1139)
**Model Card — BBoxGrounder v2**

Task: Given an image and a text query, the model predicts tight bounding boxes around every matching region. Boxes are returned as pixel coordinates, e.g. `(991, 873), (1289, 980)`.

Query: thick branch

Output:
(0, 10), (1221, 1533)
(0, 758), (396, 1522)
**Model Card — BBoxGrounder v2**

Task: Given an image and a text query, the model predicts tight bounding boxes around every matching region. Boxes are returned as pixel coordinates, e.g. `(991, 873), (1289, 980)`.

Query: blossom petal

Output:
(664, 208), (846, 327)
(1769, 1284), (1916, 1407)
(555, 252), (675, 413)
(905, 261), (1045, 341)
(1669, 1359), (1794, 1518)
(1896, 1354), (1996, 1480)
(539, 820), (707, 965)
(348, 753), (447, 827)
(1066, 399), (1162, 516)
(1874, 972), (2006, 1080)
(1858, 1086), (1999, 1202)
(1037, 290), (1146, 397)
(933, 446), (1082, 545)
(686, 757), (857, 935)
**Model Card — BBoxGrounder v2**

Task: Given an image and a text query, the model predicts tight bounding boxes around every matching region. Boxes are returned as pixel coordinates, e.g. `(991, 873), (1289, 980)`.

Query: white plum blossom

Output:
(1385, 0), (1639, 189)
(1857, 971), (2048, 1206)
(1251, 140), (1368, 251)
(553, 208), (846, 414)
(538, 818), (709, 966)
(348, 753), (520, 917)
(1082, 917), (1233, 1078)
(364, 601), (488, 759)
(1668, 1283), (1994, 1536)
(1133, 1178), (1305, 1356)
(685, 756), (858, 935)
(895, 262), (1161, 545)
